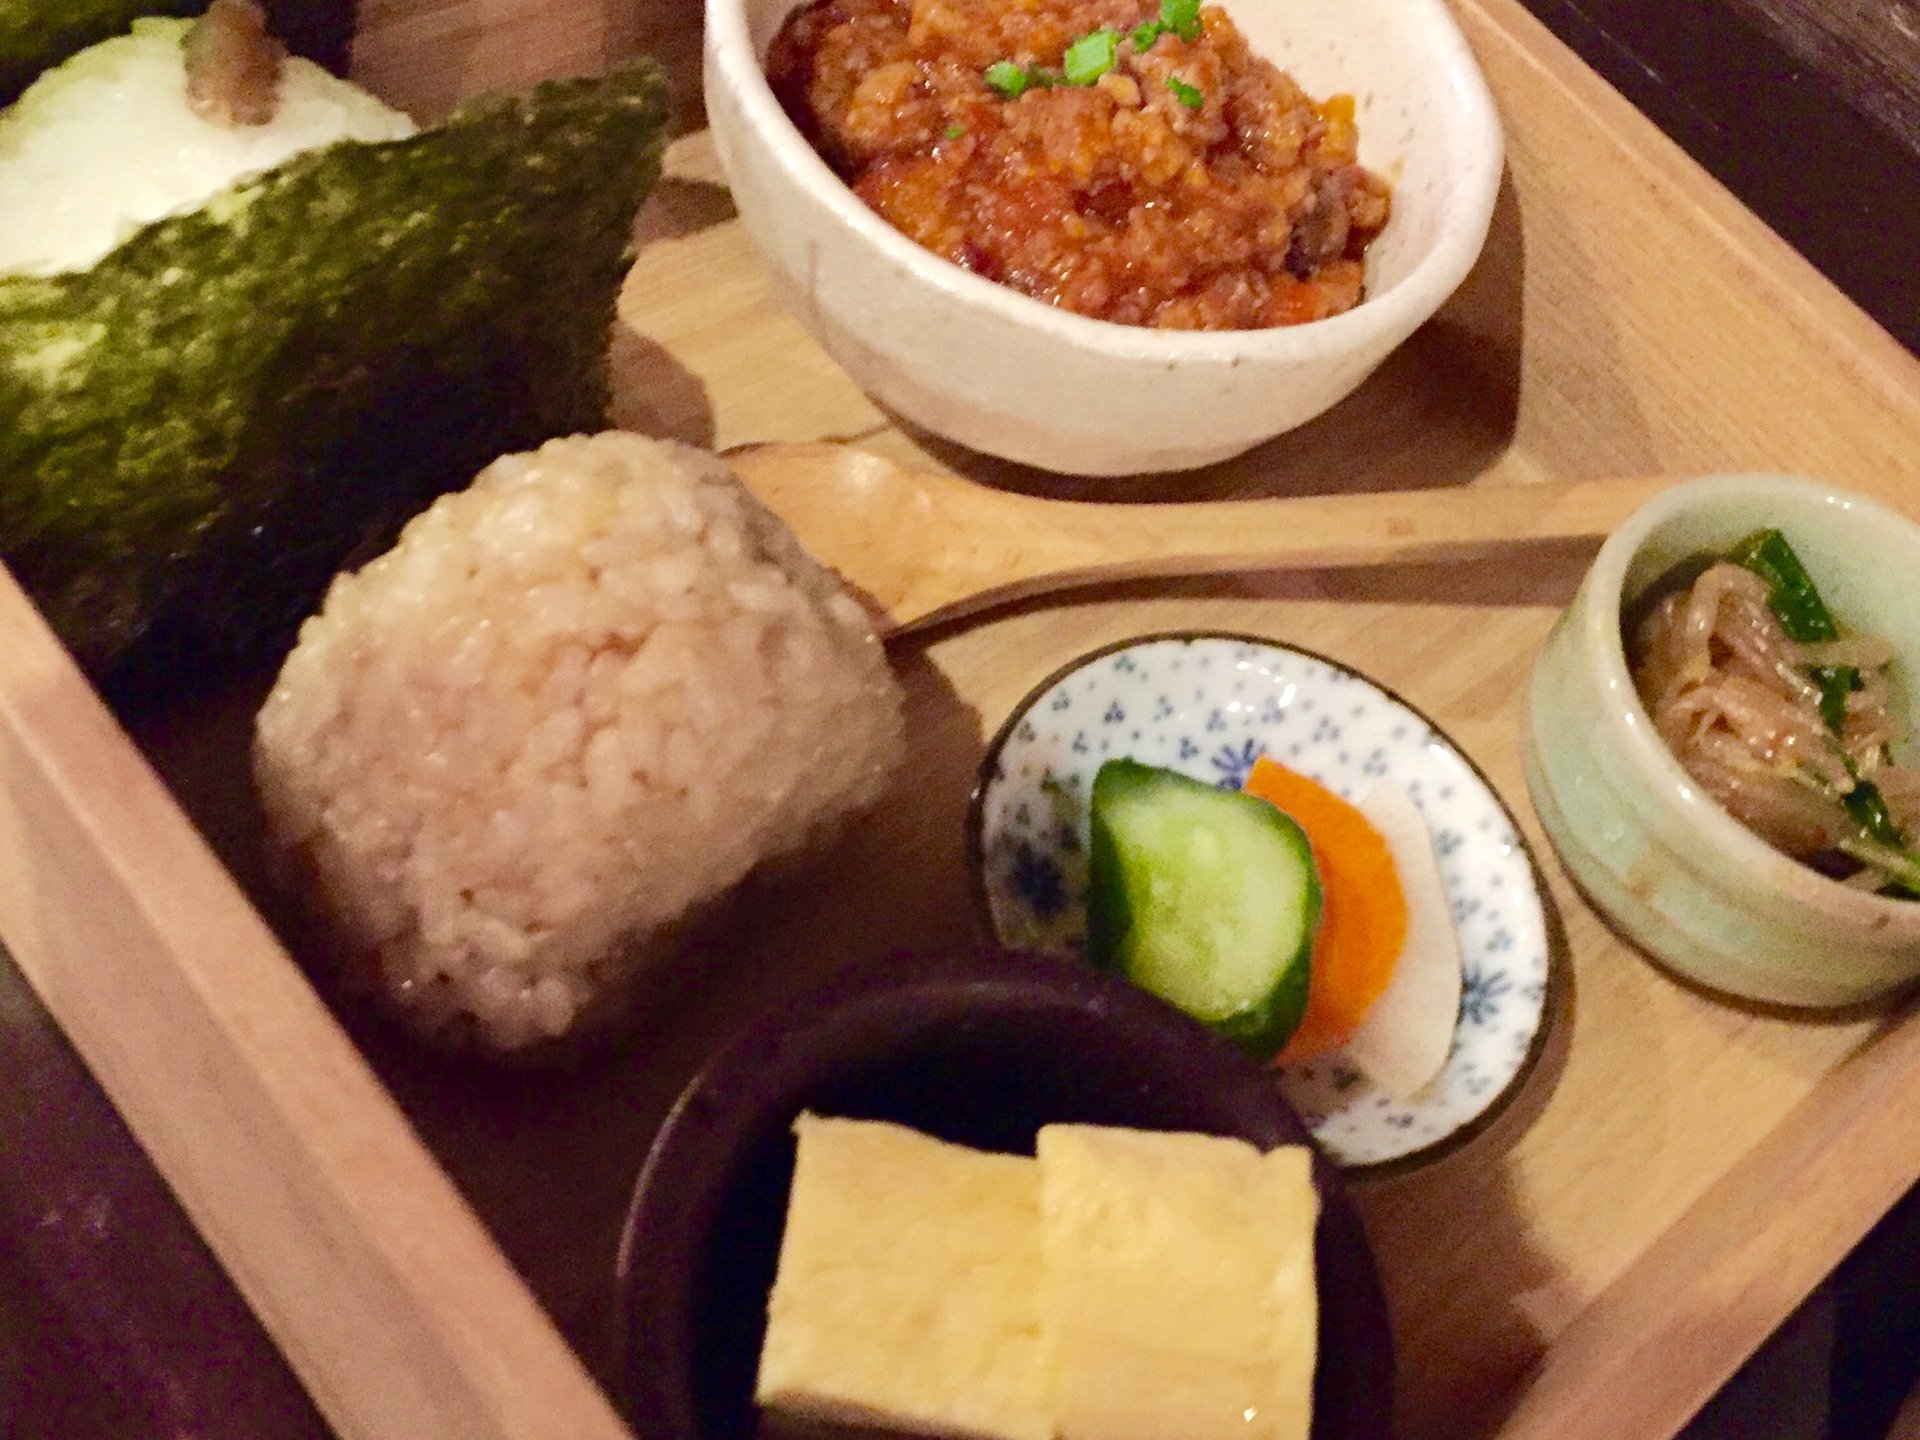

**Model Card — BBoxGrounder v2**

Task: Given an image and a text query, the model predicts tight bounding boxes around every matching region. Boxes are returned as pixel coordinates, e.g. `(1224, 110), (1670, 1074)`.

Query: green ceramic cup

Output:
(1525, 474), (1920, 1008)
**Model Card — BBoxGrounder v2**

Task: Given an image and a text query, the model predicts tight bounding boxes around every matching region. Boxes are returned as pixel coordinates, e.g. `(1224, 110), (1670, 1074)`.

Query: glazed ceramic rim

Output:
(1577, 473), (1920, 936)
(963, 628), (1564, 1179)
(705, 0), (1504, 367)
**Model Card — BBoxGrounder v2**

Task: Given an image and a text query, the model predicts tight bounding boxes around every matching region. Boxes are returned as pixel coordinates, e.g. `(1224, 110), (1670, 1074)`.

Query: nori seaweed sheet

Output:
(0, 0), (356, 103)
(0, 63), (671, 703)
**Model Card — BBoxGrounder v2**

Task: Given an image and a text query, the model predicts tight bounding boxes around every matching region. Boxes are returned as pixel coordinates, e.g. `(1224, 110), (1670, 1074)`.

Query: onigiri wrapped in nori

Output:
(0, 5), (670, 699)
(254, 433), (908, 1056)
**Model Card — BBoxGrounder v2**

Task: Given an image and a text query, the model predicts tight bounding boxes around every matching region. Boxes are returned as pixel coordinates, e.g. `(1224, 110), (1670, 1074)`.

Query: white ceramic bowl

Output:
(704, 0), (1504, 475)
(1525, 475), (1920, 1008)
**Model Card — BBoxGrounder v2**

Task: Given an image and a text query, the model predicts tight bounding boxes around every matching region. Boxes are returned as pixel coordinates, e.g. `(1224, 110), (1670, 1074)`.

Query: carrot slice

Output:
(1243, 757), (1407, 1062)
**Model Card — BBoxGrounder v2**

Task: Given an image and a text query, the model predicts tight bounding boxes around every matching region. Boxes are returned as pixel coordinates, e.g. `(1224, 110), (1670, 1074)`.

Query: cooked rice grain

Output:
(254, 432), (906, 1054)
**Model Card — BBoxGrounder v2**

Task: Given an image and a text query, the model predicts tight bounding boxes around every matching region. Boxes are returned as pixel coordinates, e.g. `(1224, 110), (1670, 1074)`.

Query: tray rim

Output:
(0, 571), (635, 1440)
(1452, 0), (1920, 417)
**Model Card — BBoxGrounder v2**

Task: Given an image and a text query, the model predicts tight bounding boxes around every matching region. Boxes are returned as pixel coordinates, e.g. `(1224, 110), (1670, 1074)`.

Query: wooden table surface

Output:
(2, 3), (1916, 1438)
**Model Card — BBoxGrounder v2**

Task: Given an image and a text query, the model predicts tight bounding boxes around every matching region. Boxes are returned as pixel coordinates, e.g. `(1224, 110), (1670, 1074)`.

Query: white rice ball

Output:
(254, 432), (907, 1054)
(0, 18), (416, 277)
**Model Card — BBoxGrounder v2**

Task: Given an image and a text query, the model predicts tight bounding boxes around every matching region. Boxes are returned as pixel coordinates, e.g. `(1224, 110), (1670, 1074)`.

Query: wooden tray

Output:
(4, 1), (1919, 1438)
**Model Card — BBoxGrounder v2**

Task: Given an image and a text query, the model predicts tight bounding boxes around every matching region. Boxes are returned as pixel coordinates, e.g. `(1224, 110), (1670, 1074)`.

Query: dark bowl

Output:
(614, 949), (1394, 1440)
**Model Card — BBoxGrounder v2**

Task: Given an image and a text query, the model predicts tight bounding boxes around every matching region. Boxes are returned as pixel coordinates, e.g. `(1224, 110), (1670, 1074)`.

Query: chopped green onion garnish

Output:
(1121, 0), (1198, 52)
(942, 122), (966, 139)
(985, 60), (1035, 97)
(1130, 0), (1200, 52)
(1161, 0), (1202, 41)
(1064, 27), (1120, 84)
(986, 60), (1060, 95)
(989, 6), (1204, 101)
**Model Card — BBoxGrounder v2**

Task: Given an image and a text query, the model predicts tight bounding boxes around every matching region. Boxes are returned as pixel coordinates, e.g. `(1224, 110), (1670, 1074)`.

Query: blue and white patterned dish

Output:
(967, 632), (1556, 1173)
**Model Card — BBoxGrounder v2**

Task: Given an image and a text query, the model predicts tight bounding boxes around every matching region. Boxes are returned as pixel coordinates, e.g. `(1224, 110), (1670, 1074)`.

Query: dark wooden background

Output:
(1, 2), (1916, 1437)
(1525, 0), (1919, 351)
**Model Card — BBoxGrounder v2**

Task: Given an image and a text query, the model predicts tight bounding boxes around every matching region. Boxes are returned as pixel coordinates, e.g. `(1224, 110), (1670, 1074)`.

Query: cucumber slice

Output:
(1088, 759), (1322, 1059)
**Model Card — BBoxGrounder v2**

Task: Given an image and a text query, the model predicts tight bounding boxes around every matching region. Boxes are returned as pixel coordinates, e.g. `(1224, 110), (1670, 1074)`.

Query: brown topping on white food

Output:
(185, 0), (287, 127)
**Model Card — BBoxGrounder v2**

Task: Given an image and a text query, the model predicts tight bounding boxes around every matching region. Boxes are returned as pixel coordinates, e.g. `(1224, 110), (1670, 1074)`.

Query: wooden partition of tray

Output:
(2, 1), (1918, 1438)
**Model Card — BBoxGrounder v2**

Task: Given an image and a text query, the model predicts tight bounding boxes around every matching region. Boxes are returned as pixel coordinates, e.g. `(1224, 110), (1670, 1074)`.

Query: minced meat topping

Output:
(185, 0), (287, 127)
(768, 0), (1391, 329)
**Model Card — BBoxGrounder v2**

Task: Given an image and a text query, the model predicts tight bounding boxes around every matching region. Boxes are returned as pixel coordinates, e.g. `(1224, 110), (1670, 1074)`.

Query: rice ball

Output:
(0, 16), (416, 278)
(253, 432), (907, 1055)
